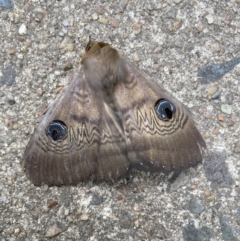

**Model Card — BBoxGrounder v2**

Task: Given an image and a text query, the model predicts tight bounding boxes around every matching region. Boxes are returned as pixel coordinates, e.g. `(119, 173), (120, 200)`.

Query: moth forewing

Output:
(23, 41), (206, 186)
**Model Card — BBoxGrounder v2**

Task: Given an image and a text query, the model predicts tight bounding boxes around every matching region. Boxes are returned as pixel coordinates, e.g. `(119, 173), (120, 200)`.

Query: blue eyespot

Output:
(155, 99), (175, 120)
(46, 120), (67, 141)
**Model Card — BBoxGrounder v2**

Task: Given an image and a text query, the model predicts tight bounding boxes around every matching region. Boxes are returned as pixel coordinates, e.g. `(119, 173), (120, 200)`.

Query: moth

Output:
(23, 39), (206, 186)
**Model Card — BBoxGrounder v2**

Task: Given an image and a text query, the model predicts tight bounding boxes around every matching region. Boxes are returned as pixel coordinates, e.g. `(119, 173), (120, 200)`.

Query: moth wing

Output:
(114, 60), (206, 172)
(23, 68), (129, 186)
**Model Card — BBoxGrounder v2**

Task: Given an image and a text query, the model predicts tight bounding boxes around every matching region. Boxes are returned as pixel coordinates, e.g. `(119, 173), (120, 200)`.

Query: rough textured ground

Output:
(0, 0), (240, 240)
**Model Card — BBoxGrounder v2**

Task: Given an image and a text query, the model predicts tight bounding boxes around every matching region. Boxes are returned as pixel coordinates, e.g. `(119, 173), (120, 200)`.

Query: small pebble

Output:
(7, 99), (15, 105)
(109, 18), (119, 28)
(153, 64), (160, 70)
(21, 46), (28, 53)
(36, 103), (47, 116)
(204, 132), (210, 138)
(65, 209), (70, 216)
(217, 114), (224, 121)
(34, 15), (42, 22)
(117, 194), (123, 201)
(67, 44), (74, 52)
(67, 216), (73, 222)
(56, 87), (63, 94)
(221, 104), (232, 115)
(12, 124), (19, 130)
(49, 27), (55, 35)
(80, 214), (89, 221)
(61, 28), (68, 35)
(55, 71), (61, 76)
(14, 228), (20, 234)
(1, 195), (9, 203)
(190, 184), (197, 190)
(36, 88), (43, 96)
(134, 23), (142, 34)
(92, 13), (98, 20)
(203, 110), (214, 119)
(38, 44), (48, 51)
(174, 0), (182, 3)
(4, 116), (11, 126)
(212, 129), (219, 135)
(227, 119), (235, 127)
(18, 36), (25, 42)
(62, 19), (69, 27)
(17, 54), (24, 59)
(48, 200), (58, 208)
(207, 195), (216, 202)
(173, 19), (182, 31)
(60, 37), (70, 49)
(8, 49), (16, 55)
(143, 226), (152, 234)
(98, 17), (108, 25)
(189, 199), (205, 215)
(58, 31), (65, 37)
(18, 23), (27, 35)
(133, 203), (139, 211)
(133, 53), (140, 62)
(195, 21), (204, 31)
(205, 14), (214, 24)
(210, 43), (221, 52)
(33, 7), (46, 15)
(76, 208), (82, 216)
(42, 205), (49, 213)
(63, 62), (73, 71)
(5, 147), (11, 154)
(207, 85), (218, 96)
(204, 190), (211, 197)
(45, 224), (63, 238)
(204, 190), (216, 201)
(135, 220), (139, 227)
(211, 91), (220, 99)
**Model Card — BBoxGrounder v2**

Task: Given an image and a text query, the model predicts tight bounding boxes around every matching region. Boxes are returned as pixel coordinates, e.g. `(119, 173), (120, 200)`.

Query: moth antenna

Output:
(85, 36), (94, 52)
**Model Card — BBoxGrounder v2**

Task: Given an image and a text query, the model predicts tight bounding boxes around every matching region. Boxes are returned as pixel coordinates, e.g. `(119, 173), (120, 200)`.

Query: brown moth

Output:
(23, 40), (206, 186)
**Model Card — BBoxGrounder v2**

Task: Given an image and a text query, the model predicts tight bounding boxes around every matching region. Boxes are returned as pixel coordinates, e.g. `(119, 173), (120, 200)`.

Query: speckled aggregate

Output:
(0, 0), (239, 240)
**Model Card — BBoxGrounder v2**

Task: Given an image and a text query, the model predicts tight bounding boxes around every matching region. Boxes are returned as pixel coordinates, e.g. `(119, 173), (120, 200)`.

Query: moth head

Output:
(155, 99), (175, 120)
(46, 120), (67, 141)
(85, 36), (110, 54)
(82, 39), (127, 90)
